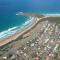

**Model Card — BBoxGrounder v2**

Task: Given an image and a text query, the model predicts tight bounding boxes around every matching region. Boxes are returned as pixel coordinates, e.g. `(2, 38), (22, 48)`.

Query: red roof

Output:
(35, 56), (39, 60)
(46, 56), (49, 60)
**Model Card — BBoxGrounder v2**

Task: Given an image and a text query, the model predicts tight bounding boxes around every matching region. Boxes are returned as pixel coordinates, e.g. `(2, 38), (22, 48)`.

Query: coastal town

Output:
(0, 13), (60, 60)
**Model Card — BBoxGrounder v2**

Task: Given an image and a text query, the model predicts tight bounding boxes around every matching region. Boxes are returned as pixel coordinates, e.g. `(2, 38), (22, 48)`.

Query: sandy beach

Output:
(0, 15), (46, 47)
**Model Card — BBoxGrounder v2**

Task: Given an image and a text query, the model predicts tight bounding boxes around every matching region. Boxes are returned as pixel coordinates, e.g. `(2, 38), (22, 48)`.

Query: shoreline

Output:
(0, 13), (60, 47)
(0, 17), (39, 47)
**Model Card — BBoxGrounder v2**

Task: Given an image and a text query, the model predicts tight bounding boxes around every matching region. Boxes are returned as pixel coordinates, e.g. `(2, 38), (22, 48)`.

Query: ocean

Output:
(0, 0), (60, 39)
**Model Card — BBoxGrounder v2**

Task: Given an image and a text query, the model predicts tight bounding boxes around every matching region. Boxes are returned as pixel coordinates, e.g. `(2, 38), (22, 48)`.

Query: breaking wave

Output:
(0, 26), (18, 39)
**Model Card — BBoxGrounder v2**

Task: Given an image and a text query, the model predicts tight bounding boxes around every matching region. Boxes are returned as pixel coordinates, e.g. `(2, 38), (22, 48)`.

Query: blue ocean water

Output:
(0, 0), (60, 39)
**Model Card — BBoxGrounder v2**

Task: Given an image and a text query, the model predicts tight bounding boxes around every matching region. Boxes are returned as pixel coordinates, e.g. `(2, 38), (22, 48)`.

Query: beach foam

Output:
(0, 26), (18, 39)
(23, 17), (34, 26)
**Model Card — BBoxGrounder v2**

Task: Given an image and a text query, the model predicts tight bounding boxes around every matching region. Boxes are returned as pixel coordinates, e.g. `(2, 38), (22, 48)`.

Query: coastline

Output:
(0, 17), (39, 46)
(0, 13), (59, 40)
(0, 13), (60, 47)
